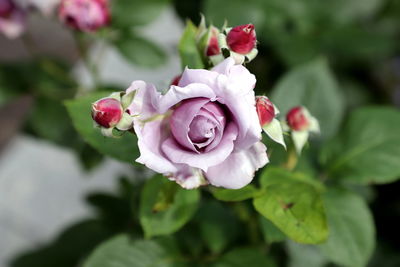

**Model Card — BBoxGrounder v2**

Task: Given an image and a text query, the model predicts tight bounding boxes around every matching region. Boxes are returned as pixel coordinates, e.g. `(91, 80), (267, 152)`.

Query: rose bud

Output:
(59, 0), (110, 32)
(256, 96), (285, 148)
(206, 27), (221, 56)
(256, 96), (275, 126)
(227, 24), (256, 54)
(286, 106), (311, 131)
(218, 24), (258, 64)
(0, 0), (25, 39)
(285, 106), (319, 154)
(91, 97), (123, 128)
(0, 0), (14, 17)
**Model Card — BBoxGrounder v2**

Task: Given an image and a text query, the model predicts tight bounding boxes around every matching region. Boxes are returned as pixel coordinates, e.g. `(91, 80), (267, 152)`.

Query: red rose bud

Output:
(227, 24), (256, 54)
(170, 74), (182, 86)
(256, 96), (275, 126)
(0, 0), (14, 17)
(206, 27), (220, 56)
(91, 98), (123, 128)
(59, 0), (110, 32)
(286, 106), (310, 131)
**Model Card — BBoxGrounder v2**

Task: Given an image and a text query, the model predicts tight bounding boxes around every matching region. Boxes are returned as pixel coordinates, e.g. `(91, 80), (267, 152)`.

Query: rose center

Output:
(188, 115), (217, 143)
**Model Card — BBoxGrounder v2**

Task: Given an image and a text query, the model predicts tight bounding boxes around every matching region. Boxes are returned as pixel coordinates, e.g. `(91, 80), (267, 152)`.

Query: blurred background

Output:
(1, 0), (400, 266)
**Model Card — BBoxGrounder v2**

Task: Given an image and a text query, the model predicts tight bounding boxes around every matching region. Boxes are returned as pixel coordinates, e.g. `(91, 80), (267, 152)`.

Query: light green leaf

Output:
(139, 175), (200, 238)
(212, 247), (276, 267)
(259, 216), (286, 243)
(319, 188), (375, 267)
(271, 58), (344, 140)
(65, 92), (139, 163)
(111, 0), (170, 27)
(254, 167), (328, 244)
(178, 21), (204, 69)
(83, 234), (182, 267)
(326, 107), (400, 184)
(115, 34), (166, 68)
(212, 185), (259, 202)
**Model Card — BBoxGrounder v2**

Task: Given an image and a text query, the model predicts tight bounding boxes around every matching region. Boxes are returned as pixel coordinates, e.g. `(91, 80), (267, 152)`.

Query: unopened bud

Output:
(206, 27), (220, 56)
(59, 0), (110, 32)
(91, 98), (123, 128)
(286, 106), (310, 131)
(227, 24), (256, 54)
(256, 96), (275, 126)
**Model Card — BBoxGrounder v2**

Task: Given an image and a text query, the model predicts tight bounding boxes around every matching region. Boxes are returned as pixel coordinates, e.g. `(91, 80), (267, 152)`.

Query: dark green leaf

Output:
(318, 188), (375, 267)
(197, 200), (240, 253)
(178, 20), (204, 69)
(115, 34), (167, 68)
(254, 167), (328, 244)
(212, 247), (276, 267)
(271, 58), (344, 140)
(212, 185), (259, 202)
(65, 92), (139, 163)
(139, 175), (200, 238)
(326, 107), (400, 184)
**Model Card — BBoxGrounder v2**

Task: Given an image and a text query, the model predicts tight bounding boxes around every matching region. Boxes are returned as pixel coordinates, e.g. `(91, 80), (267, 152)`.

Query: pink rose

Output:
(58, 0), (109, 32)
(126, 58), (268, 189)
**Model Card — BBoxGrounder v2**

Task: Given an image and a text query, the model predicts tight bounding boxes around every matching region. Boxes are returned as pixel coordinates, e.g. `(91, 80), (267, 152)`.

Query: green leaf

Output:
(83, 234), (182, 267)
(197, 200), (240, 253)
(212, 247), (276, 267)
(139, 175), (200, 238)
(271, 58), (344, 140)
(253, 167), (328, 244)
(212, 185), (259, 202)
(178, 20), (204, 69)
(115, 34), (166, 68)
(259, 217), (286, 243)
(65, 92), (139, 163)
(111, 0), (170, 27)
(325, 107), (400, 184)
(318, 188), (375, 267)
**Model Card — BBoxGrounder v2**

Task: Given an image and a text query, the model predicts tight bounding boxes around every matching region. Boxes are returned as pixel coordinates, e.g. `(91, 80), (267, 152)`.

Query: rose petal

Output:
(126, 80), (159, 120)
(205, 142), (268, 189)
(170, 98), (210, 152)
(161, 123), (238, 171)
(158, 83), (217, 114)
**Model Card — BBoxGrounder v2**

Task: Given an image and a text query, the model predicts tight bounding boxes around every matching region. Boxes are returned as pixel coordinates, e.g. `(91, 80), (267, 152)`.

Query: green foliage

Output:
(115, 34), (167, 68)
(65, 92), (139, 163)
(83, 235), (183, 267)
(212, 185), (259, 202)
(254, 167), (328, 244)
(178, 21), (205, 69)
(139, 175), (200, 238)
(318, 188), (375, 267)
(324, 107), (400, 184)
(111, 0), (170, 27)
(271, 58), (344, 140)
(196, 200), (240, 253)
(212, 247), (276, 267)
(259, 217), (286, 243)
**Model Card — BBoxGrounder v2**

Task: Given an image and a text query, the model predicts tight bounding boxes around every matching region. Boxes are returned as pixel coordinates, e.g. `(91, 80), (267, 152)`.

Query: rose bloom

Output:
(126, 58), (268, 189)
(0, 0), (25, 39)
(58, 0), (109, 32)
